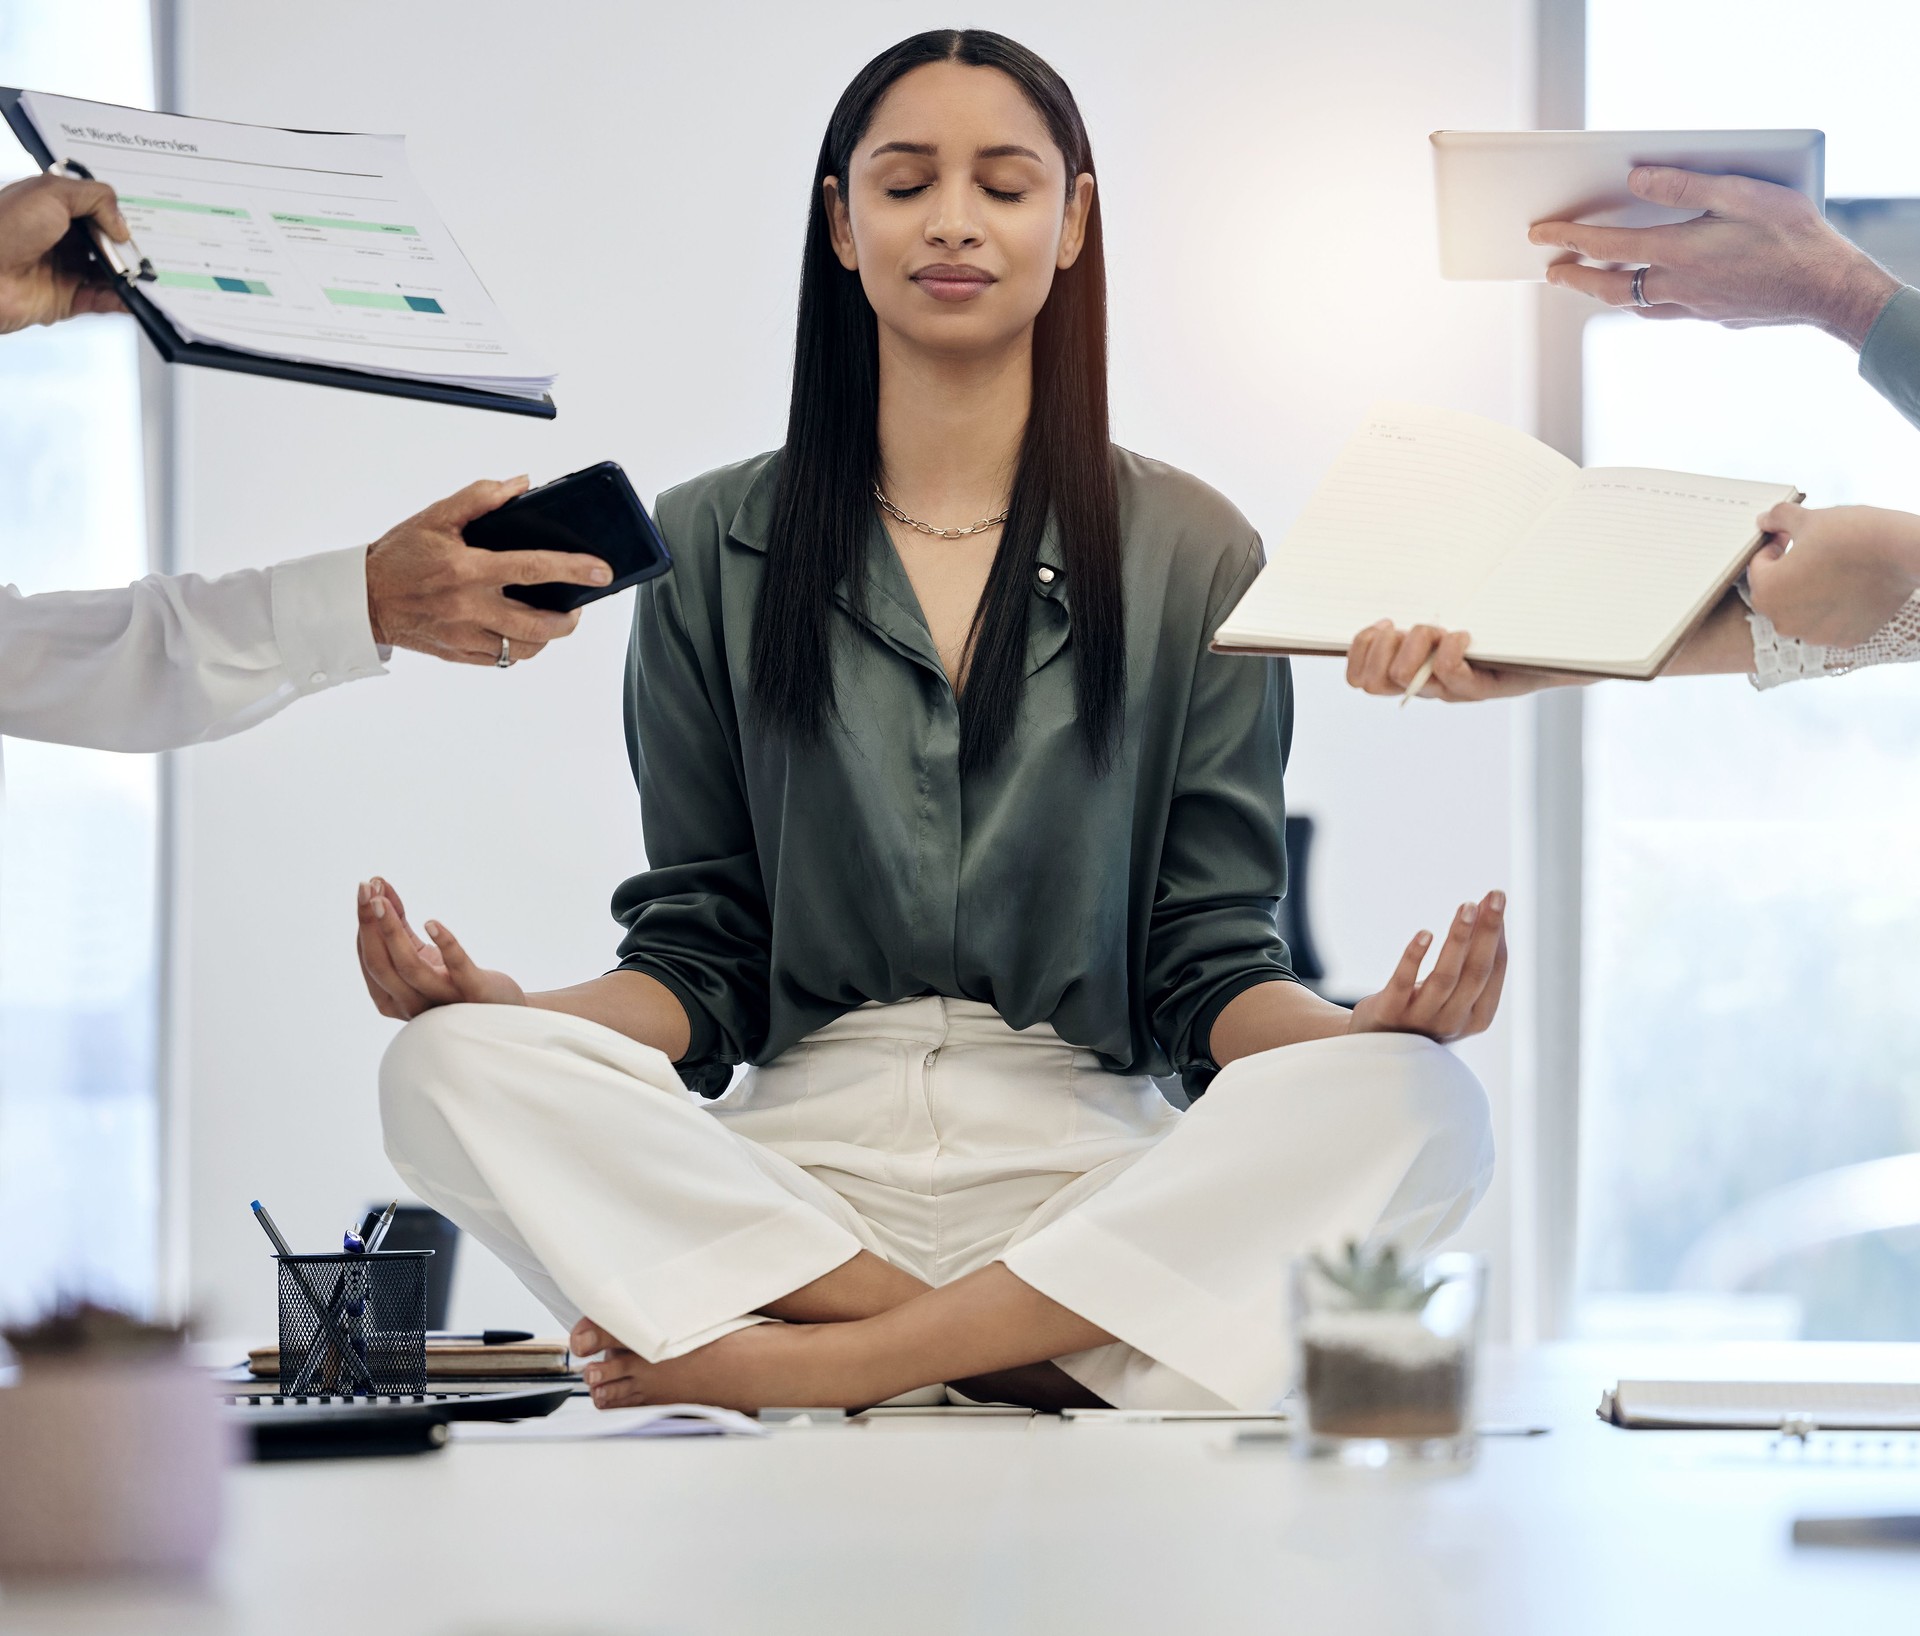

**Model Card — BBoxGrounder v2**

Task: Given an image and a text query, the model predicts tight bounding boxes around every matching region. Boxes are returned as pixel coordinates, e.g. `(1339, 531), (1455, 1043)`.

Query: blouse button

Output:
(1036, 566), (1056, 585)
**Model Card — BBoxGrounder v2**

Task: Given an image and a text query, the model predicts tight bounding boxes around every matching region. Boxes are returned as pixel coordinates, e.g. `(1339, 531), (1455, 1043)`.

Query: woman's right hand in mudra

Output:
(356, 878), (526, 1018)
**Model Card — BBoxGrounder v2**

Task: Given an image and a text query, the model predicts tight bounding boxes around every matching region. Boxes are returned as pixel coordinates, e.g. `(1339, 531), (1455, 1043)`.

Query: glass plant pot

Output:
(1290, 1248), (1486, 1469)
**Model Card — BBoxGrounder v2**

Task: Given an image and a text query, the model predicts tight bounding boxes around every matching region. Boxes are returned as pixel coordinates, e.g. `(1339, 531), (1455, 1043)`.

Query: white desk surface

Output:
(2, 1342), (1917, 1636)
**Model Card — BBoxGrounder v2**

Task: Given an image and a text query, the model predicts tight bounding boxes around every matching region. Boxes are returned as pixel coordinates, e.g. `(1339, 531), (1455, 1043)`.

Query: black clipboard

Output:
(1, 88), (556, 419)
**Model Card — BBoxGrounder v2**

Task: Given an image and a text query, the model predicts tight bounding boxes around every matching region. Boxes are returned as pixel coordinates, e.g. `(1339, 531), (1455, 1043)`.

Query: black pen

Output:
(431, 1330), (535, 1346)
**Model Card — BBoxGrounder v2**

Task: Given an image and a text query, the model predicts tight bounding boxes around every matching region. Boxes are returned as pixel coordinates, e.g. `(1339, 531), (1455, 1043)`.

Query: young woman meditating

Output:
(354, 29), (1506, 1414)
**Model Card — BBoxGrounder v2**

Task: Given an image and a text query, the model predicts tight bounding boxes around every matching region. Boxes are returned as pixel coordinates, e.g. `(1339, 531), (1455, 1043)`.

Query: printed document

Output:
(21, 91), (554, 399)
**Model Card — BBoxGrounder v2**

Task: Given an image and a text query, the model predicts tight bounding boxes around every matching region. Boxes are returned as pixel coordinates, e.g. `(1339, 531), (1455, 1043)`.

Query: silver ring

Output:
(1631, 265), (1652, 308)
(496, 634), (513, 669)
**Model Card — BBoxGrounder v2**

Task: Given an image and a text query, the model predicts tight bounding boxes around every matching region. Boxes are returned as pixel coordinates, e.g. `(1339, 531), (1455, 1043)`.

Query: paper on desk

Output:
(451, 1402), (768, 1442)
(1062, 1408), (1293, 1423)
(22, 91), (555, 398)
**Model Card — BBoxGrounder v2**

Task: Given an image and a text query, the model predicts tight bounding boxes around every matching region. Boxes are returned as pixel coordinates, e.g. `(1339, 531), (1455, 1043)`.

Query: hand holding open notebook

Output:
(1213, 403), (1799, 680)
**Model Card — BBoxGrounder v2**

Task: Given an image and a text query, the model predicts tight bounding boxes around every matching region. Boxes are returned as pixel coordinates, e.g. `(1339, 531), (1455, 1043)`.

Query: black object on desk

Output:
(1793, 1513), (1920, 1549)
(435, 1330), (535, 1345)
(359, 1203), (461, 1330)
(463, 462), (673, 611)
(227, 1384), (573, 1462)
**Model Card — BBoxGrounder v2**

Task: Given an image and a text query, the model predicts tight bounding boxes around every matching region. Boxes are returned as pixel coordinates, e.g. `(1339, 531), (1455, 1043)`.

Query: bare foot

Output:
(568, 1265), (1117, 1413)
(573, 1319), (867, 1412)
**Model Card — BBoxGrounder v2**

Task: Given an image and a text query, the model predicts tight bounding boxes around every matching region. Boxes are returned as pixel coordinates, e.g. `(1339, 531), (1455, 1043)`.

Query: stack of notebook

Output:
(248, 1337), (572, 1382)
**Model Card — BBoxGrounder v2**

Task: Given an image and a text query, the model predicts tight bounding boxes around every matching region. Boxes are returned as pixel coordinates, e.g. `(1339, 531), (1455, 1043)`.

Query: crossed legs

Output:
(381, 1005), (1494, 1414)
(572, 1253), (1111, 1412)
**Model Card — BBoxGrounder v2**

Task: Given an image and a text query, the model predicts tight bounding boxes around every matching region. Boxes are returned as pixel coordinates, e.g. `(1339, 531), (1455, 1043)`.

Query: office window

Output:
(1577, 0), (1920, 1338)
(0, 2), (159, 1317)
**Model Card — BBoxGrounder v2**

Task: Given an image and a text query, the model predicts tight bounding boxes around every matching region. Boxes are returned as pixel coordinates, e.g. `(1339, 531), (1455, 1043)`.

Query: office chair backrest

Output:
(1280, 814), (1328, 986)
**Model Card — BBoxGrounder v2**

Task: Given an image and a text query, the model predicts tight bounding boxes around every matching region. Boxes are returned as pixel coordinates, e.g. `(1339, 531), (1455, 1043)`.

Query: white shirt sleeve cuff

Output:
(269, 545), (388, 693)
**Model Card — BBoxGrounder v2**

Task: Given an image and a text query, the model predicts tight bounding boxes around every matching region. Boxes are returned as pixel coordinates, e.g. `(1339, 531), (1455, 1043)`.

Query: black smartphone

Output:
(463, 461), (672, 611)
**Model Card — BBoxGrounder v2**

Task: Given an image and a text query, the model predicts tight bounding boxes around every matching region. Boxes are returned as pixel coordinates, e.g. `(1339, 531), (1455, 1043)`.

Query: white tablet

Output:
(1430, 128), (1824, 281)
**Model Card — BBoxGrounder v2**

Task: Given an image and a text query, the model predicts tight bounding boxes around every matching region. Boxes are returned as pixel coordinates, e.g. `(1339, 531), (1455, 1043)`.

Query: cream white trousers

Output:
(379, 997), (1494, 1410)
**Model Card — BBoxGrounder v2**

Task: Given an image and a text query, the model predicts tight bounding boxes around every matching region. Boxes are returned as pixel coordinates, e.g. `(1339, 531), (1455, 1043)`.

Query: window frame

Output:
(148, 0), (186, 1319)
(1518, 0), (1589, 1343)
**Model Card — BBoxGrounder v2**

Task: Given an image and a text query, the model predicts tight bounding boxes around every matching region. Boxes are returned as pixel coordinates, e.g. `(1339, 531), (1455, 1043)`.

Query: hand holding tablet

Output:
(1532, 165), (1904, 345)
(1431, 126), (1903, 348)
(1430, 128), (1824, 280)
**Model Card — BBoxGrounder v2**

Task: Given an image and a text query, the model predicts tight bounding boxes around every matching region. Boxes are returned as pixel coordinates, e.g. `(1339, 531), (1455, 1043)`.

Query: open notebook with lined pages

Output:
(1212, 403), (1797, 680)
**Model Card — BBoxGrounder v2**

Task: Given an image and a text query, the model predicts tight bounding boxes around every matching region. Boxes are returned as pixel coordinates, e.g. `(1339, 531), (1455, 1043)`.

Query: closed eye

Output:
(882, 184), (1030, 203)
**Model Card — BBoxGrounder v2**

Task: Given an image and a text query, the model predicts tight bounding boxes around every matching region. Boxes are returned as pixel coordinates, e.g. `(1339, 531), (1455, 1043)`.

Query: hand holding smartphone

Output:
(463, 461), (672, 611)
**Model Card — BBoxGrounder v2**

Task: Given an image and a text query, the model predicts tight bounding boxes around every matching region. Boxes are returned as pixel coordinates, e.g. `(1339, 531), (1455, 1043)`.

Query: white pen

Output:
(1399, 654), (1436, 709)
(364, 1198), (400, 1253)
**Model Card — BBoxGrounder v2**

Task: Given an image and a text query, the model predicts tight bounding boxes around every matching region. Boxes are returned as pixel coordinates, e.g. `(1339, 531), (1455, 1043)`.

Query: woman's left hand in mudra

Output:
(1347, 890), (1507, 1043)
(355, 877), (527, 1019)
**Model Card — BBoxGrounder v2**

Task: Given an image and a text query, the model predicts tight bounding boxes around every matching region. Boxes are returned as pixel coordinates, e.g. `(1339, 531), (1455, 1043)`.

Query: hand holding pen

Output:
(1346, 620), (1572, 705)
(0, 167), (133, 333)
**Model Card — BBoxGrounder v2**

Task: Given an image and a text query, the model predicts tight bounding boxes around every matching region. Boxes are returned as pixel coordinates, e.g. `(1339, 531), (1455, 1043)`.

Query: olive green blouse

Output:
(611, 447), (1297, 1097)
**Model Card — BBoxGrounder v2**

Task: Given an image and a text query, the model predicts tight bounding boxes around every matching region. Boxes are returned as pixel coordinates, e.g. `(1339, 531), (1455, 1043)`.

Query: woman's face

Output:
(826, 60), (1093, 361)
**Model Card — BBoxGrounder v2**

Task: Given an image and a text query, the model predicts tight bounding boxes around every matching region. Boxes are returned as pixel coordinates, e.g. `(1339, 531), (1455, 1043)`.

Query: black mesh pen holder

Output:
(275, 1250), (432, 1396)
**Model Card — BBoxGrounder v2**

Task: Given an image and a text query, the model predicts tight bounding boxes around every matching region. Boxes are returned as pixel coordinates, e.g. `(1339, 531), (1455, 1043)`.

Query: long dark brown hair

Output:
(751, 28), (1124, 774)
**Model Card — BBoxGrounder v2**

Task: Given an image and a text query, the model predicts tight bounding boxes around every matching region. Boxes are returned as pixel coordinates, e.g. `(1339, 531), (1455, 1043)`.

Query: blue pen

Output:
(295, 1221), (371, 1394)
(250, 1199), (294, 1256)
(343, 1223), (368, 1384)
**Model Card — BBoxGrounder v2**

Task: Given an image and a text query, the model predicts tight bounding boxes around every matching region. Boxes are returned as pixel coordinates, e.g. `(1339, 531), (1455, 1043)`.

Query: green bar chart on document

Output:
(19, 90), (554, 397)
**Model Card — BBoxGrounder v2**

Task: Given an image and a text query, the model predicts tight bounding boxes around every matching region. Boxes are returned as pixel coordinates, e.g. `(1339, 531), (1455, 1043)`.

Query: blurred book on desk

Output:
(248, 1337), (572, 1380)
(1603, 1379), (1920, 1430)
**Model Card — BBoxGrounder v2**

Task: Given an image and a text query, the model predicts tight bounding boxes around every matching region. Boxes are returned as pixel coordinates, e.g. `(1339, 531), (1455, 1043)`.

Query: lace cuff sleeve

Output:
(1741, 583), (1920, 691)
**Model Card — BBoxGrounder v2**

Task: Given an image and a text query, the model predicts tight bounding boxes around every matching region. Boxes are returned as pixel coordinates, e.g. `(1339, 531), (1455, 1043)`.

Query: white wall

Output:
(169, 0), (1536, 1341)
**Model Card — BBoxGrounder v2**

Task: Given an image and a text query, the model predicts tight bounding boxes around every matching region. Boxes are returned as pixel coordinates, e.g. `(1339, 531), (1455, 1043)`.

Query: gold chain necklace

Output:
(872, 483), (1010, 540)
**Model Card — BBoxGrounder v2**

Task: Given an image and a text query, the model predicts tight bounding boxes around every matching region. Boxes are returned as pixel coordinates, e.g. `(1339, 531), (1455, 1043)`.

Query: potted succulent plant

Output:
(0, 1302), (231, 1579)
(1292, 1242), (1485, 1460)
